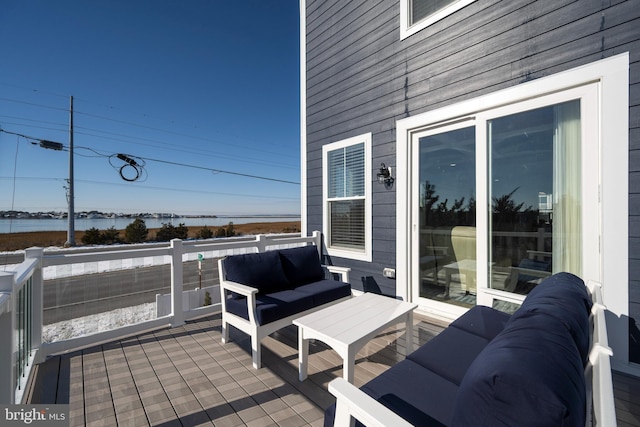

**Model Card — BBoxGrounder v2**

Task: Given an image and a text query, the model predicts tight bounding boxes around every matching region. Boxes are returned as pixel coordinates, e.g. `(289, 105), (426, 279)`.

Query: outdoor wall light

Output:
(377, 163), (394, 186)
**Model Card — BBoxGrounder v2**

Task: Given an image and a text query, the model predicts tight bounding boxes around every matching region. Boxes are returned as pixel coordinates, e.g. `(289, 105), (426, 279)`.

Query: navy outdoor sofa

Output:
(218, 245), (352, 369)
(325, 272), (616, 426)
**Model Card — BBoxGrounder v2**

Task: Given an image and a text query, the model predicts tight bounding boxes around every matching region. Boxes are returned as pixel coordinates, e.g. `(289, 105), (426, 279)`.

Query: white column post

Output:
(170, 239), (185, 327)
(0, 272), (16, 404)
(25, 248), (44, 353)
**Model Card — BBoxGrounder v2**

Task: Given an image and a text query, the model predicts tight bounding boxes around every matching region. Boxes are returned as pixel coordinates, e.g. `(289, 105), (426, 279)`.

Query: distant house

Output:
(300, 0), (639, 375)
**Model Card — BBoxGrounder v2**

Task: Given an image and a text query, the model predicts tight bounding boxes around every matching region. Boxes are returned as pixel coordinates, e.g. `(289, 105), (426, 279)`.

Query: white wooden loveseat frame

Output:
(328, 280), (617, 427)
(218, 241), (351, 370)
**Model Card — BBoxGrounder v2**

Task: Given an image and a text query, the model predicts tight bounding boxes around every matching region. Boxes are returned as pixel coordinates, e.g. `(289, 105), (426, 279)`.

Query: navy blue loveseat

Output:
(325, 273), (616, 426)
(218, 245), (352, 369)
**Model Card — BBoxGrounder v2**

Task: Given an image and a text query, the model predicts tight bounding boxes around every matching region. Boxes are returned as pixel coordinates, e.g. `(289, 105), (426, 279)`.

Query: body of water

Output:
(0, 216), (299, 234)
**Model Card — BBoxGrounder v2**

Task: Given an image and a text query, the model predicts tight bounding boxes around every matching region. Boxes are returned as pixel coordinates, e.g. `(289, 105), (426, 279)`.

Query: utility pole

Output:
(66, 95), (75, 246)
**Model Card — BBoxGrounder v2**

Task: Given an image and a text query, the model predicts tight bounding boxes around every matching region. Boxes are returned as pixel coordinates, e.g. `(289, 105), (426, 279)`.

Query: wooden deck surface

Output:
(25, 312), (640, 426)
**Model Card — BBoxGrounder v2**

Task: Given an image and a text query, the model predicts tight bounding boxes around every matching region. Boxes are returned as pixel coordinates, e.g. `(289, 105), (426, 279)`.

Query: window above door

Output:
(400, 0), (476, 39)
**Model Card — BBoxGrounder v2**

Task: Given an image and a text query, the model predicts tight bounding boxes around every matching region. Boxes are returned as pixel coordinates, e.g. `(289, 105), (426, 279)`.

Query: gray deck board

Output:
(26, 312), (640, 426)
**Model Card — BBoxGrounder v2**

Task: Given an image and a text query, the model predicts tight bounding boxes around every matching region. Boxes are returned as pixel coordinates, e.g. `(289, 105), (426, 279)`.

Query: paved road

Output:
(1, 252), (23, 265)
(43, 259), (222, 324)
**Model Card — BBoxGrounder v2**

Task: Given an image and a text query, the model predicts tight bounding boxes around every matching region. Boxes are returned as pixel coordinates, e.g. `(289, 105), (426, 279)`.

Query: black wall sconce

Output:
(377, 163), (394, 186)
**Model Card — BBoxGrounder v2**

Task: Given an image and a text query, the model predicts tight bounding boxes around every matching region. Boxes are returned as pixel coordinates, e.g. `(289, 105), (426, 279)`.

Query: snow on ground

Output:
(42, 302), (156, 343)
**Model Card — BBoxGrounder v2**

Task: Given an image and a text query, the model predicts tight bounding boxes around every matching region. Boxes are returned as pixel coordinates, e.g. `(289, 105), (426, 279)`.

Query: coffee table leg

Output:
(405, 311), (414, 355)
(299, 328), (309, 381)
(343, 347), (356, 383)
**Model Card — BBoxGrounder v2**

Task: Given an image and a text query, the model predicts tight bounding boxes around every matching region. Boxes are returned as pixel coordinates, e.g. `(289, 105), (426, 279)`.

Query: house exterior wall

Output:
(303, 0), (639, 330)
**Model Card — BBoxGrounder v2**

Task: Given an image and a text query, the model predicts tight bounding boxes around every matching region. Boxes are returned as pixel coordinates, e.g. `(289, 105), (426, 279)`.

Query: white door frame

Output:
(395, 53), (630, 371)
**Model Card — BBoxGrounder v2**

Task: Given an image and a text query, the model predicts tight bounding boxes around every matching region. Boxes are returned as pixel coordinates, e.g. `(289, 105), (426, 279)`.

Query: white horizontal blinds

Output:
(330, 200), (365, 249)
(410, 0), (458, 25)
(328, 143), (365, 198)
(327, 143), (366, 250)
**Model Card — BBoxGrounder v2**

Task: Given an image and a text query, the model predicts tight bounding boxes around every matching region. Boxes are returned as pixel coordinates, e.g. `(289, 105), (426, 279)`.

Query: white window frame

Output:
(400, 0), (476, 40)
(396, 54), (629, 367)
(322, 133), (372, 262)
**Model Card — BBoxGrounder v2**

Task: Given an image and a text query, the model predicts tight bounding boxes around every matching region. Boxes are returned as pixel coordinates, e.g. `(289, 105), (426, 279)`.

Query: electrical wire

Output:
(0, 176), (299, 200)
(0, 128), (39, 141)
(0, 97), (67, 112)
(108, 153), (147, 182)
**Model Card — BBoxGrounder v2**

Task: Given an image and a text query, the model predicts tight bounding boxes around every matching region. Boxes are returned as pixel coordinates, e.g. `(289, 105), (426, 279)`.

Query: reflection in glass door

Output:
(417, 126), (476, 308)
(488, 100), (581, 294)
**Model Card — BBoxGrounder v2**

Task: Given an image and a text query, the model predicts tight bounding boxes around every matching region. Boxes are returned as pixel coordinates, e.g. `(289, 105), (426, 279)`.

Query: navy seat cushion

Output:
(449, 305), (509, 340)
(225, 290), (316, 325)
(513, 272), (592, 363)
(294, 279), (351, 306)
(279, 245), (325, 286)
(407, 326), (491, 386)
(451, 310), (586, 427)
(324, 359), (459, 427)
(223, 251), (290, 294)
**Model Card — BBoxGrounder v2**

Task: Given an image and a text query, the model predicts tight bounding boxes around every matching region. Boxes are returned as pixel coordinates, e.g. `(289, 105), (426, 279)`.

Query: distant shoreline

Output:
(0, 221), (301, 252)
(0, 215), (300, 234)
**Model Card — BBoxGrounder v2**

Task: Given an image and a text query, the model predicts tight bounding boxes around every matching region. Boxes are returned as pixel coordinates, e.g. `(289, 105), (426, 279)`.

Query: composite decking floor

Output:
(26, 312), (640, 427)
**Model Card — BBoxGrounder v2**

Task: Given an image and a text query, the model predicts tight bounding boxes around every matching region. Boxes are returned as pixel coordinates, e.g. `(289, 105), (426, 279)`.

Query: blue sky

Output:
(0, 1), (301, 216)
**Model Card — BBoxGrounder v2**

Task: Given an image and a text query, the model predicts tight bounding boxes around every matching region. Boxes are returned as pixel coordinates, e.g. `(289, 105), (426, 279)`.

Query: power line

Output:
(0, 176), (299, 200)
(1, 112), (299, 168)
(0, 88), (298, 157)
(73, 128), (298, 170)
(140, 155), (300, 185)
(0, 97), (67, 112)
(0, 128), (299, 185)
(74, 109), (299, 159)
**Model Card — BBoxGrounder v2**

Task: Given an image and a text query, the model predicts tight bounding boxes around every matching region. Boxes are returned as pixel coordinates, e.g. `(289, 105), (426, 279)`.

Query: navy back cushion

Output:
(451, 309), (586, 427)
(223, 251), (289, 294)
(278, 245), (325, 286)
(514, 272), (592, 363)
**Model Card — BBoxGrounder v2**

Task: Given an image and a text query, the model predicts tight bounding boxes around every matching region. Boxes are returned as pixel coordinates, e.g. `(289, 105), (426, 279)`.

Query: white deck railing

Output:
(0, 231), (320, 404)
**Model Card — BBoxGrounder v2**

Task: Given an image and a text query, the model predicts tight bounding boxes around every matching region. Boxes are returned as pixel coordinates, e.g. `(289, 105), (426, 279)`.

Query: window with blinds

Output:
(327, 143), (365, 250)
(322, 134), (371, 260)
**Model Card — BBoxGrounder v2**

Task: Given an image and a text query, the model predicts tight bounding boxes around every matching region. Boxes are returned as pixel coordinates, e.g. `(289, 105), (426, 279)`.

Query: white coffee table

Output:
(293, 292), (418, 383)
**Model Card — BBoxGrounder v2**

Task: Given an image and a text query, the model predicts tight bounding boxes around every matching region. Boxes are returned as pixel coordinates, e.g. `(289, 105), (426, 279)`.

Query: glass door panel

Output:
(488, 100), (581, 294)
(418, 126), (476, 308)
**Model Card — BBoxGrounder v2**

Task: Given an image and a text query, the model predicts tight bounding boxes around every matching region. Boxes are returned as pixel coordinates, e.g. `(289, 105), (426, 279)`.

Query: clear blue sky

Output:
(0, 1), (301, 216)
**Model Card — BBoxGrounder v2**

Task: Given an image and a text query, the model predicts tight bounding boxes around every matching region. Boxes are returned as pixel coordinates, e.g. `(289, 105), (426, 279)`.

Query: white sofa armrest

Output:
(328, 378), (412, 427)
(220, 279), (259, 297)
(324, 265), (351, 283)
(219, 279), (259, 319)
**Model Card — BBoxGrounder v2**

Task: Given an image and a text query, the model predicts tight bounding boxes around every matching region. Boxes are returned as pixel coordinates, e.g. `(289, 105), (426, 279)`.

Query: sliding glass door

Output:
(411, 85), (598, 313)
(487, 100), (581, 295)
(414, 123), (477, 308)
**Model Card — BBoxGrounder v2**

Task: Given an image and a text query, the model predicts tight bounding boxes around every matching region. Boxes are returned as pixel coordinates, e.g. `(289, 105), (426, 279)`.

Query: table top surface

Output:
(293, 292), (417, 346)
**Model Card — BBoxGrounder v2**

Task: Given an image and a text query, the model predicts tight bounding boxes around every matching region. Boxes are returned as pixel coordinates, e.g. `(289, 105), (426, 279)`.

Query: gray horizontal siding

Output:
(305, 0), (640, 301)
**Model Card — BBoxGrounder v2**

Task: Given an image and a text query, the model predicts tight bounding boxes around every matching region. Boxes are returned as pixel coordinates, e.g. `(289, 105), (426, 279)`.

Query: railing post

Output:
(256, 234), (266, 253)
(312, 230), (322, 257)
(0, 272), (16, 404)
(170, 239), (185, 327)
(25, 247), (43, 354)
